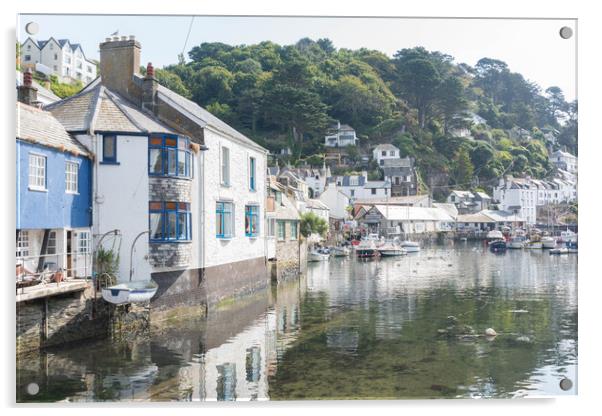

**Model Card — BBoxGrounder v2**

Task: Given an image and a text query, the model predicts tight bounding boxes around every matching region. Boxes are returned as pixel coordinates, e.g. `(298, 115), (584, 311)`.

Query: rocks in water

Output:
(446, 315), (458, 325)
(484, 328), (497, 337)
(515, 335), (532, 344)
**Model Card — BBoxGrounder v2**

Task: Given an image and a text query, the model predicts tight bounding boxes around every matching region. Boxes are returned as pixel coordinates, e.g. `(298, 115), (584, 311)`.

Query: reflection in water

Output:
(17, 243), (577, 401)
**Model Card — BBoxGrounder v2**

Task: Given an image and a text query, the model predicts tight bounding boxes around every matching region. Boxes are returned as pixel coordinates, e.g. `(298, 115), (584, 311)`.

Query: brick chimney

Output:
(17, 69), (38, 106)
(142, 62), (158, 113)
(99, 35), (140, 96)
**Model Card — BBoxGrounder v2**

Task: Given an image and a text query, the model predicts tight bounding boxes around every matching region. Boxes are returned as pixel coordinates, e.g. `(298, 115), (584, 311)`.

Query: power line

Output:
(180, 16), (195, 62)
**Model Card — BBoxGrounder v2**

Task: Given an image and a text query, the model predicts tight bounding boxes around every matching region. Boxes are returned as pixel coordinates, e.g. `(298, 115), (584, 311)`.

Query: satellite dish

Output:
(25, 22), (39, 35)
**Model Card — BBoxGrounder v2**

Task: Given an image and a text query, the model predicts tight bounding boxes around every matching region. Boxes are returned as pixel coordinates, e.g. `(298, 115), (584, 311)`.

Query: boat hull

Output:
(378, 249), (406, 257)
(525, 242), (543, 249)
(507, 242), (524, 249)
(357, 249), (377, 258)
(550, 248), (568, 255)
(489, 241), (507, 252)
(309, 252), (330, 262)
(101, 280), (159, 305)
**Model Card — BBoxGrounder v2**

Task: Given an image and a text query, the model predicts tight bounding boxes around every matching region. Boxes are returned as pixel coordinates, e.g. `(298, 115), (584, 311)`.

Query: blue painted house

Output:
(16, 97), (92, 279)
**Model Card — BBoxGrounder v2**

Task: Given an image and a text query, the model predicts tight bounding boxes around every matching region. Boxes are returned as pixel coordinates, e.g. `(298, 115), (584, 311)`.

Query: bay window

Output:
(149, 201), (191, 242)
(148, 135), (192, 178)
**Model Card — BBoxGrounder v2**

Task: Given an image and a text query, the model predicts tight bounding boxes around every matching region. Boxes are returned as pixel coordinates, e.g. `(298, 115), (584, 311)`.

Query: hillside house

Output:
(382, 157), (417, 196)
(372, 143), (400, 166)
(324, 121), (358, 147)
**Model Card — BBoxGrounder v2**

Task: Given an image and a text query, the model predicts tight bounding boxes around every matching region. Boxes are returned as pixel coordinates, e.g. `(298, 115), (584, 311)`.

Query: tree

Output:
(454, 147), (474, 188)
(300, 212), (328, 238)
(394, 58), (441, 128)
(436, 76), (468, 134)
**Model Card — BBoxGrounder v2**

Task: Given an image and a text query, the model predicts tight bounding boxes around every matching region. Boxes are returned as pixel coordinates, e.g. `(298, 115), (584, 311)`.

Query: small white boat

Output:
(101, 280), (159, 305)
(507, 236), (526, 249)
(486, 230), (504, 241)
(356, 238), (378, 258)
(525, 241), (543, 249)
(309, 250), (330, 262)
(549, 247), (568, 255)
(559, 230), (577, 243)
(330, 246), (351, 257)
(400, 241), (420, 253)
(541, 236), (557, 249)
(378, 242), (407, 257)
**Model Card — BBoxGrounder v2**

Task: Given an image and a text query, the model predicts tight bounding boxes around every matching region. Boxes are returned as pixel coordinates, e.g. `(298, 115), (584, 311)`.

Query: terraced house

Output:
(45, 36), (269, 314)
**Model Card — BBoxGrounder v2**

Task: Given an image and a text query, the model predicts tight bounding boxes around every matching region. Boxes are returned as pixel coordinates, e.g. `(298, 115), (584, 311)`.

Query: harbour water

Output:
(17, 242), (577, 401)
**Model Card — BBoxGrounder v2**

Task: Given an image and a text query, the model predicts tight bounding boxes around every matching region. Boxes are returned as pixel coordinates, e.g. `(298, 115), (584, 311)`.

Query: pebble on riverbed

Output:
(484, 328), (497, 337)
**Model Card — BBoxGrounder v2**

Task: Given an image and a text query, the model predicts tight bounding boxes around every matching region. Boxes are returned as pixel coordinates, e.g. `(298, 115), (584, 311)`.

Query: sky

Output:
(18, 14), (577, 100)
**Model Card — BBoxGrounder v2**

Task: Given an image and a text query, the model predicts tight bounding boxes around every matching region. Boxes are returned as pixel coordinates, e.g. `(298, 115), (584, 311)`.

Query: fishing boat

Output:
(525, 240), (543, 249)
(541, 236), (557, 249)
(378, 241), (407, 257)
(356, 238), (378, 258)
(102, 280), (159, 305)
(400, 240), (420, 253)
(486, 230), (504, 241)
(489, 239), (507, 252)
(330, 246), (351, 257)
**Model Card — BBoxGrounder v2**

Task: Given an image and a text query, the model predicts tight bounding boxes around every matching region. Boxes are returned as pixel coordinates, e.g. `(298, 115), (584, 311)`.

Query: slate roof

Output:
(16, 71), (60, 105)
(306, 199), (329, 210)
(456, 213), (496, 223)
(45, 84), (177, 135)
(275, 192), (301, 221)
(481, 210), (525, 223)
(363, 181), (390, 189)
(366, 205), (455, 222)
(373, 143), (399, 152)
(354, 194), (430, 206)
(17, 102), (89, 157)
(383, 157), (412, 168)
(339, 175), (366, 187)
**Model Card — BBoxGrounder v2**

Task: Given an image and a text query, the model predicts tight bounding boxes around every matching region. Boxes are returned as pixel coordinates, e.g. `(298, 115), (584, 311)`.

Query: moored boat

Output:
(309, 250), (330, 262)
(400, 240), (420, 253)
(378, 242), (407, 257)
(541, 236), (557, 249)
(330, 246), (351, 257)
(356, 238), (378, 258)
(507, 235), (526, 249)
(566, 241), (578, 253)
(549, 247), (568, 255)
(489, 240), (507, 252)
(525, 240), (543, 249)
(102, 280), (159, 305)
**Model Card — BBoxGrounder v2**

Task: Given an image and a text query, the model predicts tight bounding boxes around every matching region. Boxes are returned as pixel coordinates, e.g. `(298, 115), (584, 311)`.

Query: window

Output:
(27, 44), (31, 50)
(149, 202), (191, 242)
(54, 53), (58, 60)
(350, 189), (355, 197)
(390, 151), (395, 156)
(249, 157), (256, 191)
(277, 221), (286, 241)
(382, 151), (386, 156)
(102, 135), (117, 163)
(267, 218), (276, 237)
(221, 146), (230, 186)
(216, 202), (234, 238)
(24, 55), (31, 61)
(78, 231), (91, 254)
(371, 188), (377, 195)
(16, 231), (29, 258)
(245, 205), (259, 237)
(290, 221), (298, 240)
(65, 161), (78, 193)
(87, 66), (93, 73)
(49, 43), (54, 50)
(28, 154), (46, 190)
(275, 191), (282, 205)
(148, 135), (192, 178)
(47, 231), (57, 255)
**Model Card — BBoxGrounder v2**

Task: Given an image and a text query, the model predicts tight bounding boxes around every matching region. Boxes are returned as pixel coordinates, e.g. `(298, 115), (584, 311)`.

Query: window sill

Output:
(28, 187), (47, 193)
(66, 191), (80, 195)
(246, 235), (259, 239)
(216, 236), (233, 240)
(149, 240), (192, 244)
(100, 161), (120, 166)
(221, 183), (231, 188)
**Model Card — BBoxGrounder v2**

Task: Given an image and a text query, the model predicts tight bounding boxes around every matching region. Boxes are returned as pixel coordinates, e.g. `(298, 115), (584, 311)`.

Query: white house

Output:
(280, 165), (331, 198)
(493, 177), (538, 225)
(318, 183), (351, 221)
(372, 144), (400, 166)
(324, 121), (358, 147)
(21, 37), (97, 84)
(551, 150), (577, 175)
(46, 36), (269, 309)
(331, 172), (391, 202)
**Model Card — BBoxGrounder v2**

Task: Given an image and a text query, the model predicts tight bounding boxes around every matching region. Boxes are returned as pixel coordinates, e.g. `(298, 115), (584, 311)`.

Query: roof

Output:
(363, 181), (390, 189)
(362, 205), (455, 222)
(450, 190), (475, 198)
(16, 71), (60, 105)
(481, 210), (525, 223)
(275, 192), (301, 221)
(474, 191), (491, 200)
(433, 202), (459, 218)
(17, 102), (89, 157)
(337, 175), (366, 187)
(353, 194), (430, 206)
(456, 213), (496, 223)
(373, 143), (399, 152)
(383, 157), (412, 168)
(155, 80), (267, 153)
(306, 199), (329, 210)
(45, 83), (177, 135)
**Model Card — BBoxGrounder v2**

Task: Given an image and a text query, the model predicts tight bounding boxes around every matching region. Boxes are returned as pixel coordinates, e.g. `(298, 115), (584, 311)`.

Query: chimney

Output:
(142, 62), (158, 113)
(99, 35), (141, 96)
(18, 69), (38, 106)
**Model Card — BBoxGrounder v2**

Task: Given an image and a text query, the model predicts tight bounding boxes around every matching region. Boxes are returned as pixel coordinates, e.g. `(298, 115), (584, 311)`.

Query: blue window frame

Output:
(148, 134), (192, 178)
(216, 201), (234, 238)
(149, 201), (191, 242)
(102, 135), (117, 163)
(249, 157), (256, 191)
(245, 205), (259, 237)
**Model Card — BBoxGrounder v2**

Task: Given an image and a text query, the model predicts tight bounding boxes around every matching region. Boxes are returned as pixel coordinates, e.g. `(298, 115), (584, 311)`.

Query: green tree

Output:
(394, 57), (441, 128)
(454, 147), (474, 188)
(300, 212), (328, 238)
(436, 76), (468, 134)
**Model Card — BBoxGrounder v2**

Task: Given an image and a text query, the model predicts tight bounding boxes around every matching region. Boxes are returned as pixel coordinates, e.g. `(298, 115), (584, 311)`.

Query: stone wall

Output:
(203, 257), (269, 307)
(149, 176), (192, 201)
(16, 284), (110, 355)
(150, 268), (206, 321)
(149, 242), (192, 269)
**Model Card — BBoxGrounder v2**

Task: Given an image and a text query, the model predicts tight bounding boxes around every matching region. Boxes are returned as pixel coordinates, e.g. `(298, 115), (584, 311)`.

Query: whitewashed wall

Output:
(201, 128), (267, 269)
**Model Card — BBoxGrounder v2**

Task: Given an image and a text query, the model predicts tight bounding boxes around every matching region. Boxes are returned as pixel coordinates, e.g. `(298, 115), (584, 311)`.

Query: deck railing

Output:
(16, 252), (91, 290)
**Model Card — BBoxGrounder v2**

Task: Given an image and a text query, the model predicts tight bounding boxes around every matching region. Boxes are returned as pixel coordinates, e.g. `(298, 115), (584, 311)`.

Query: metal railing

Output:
(16, 251), (91, 291)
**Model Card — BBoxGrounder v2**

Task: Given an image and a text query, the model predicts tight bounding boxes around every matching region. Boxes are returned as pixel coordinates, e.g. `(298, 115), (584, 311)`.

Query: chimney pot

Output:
(146, 62), (155, 78)
(129, 35), (135, 40)
(121, 36), (127, 41)
(105, 37), (111, 42)
(23, 69), (33, 87)
(112, 36), (119, 41)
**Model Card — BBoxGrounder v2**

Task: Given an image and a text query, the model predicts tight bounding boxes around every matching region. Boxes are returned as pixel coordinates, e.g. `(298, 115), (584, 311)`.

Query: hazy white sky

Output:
(19, 14), (577, 100)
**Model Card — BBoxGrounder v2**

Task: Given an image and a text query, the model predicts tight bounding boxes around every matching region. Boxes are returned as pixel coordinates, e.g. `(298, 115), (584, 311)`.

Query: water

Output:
(16, 242), (577, 401)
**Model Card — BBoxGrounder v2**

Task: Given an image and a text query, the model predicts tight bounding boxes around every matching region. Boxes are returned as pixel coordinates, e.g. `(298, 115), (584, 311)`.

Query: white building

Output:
(551, 150), (577, 175)
(279, 165), (331, 198)
(21, 37), (97, 84)
(46, 36), (268, 308)
(493, 177), (539, 225)
(331, 172), (390, 202)
(355, 205), (455, 236)
(372, 144), (400, 166)
(318, 183), (351, 221)
(324, 121), (358, 147)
